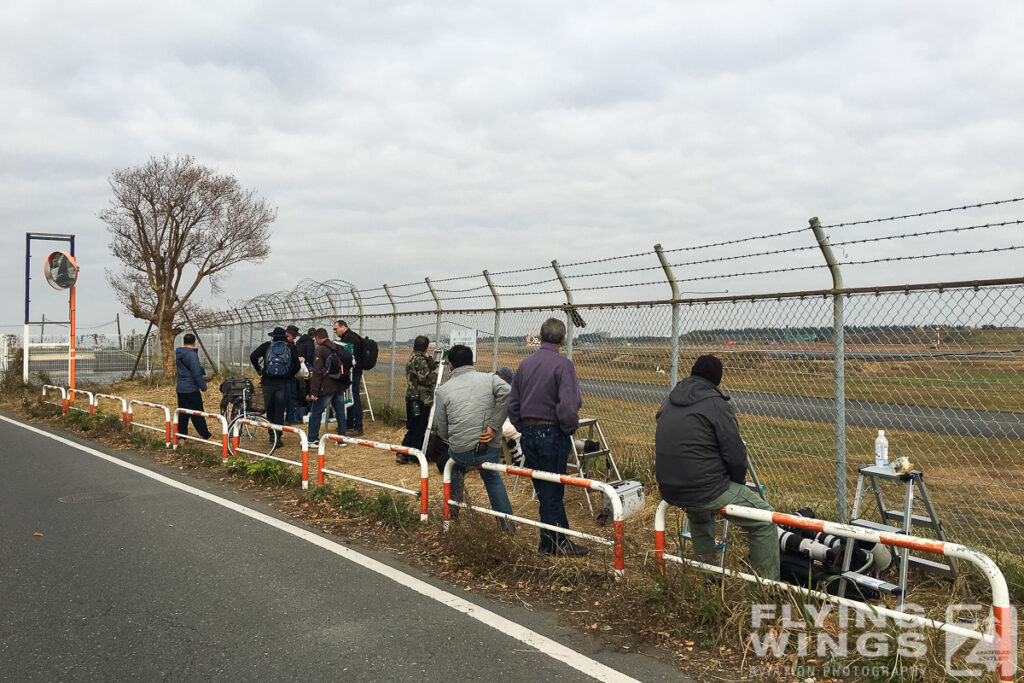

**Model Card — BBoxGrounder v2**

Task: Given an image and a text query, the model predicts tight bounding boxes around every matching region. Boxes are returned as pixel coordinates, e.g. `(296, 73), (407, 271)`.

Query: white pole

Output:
(23, 323), (29, 382)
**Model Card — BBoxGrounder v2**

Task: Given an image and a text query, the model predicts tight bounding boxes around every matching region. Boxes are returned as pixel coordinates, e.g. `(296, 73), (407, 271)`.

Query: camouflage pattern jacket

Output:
(405, 352), (439, 405)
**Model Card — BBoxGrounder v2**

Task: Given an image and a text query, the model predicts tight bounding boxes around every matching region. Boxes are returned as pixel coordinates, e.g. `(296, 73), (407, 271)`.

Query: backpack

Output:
(361, 336), (379, 370)
(263, 340), (292, 378)
(324, 345), (353, 387)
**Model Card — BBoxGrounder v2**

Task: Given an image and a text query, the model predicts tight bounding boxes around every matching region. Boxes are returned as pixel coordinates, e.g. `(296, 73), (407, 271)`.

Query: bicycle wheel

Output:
(228, 414), (274, 458)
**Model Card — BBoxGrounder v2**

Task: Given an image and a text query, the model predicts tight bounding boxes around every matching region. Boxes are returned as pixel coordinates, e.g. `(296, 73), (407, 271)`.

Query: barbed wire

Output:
(215, 198), (1024, 316)
(831, 219), (1023, 248)
(821, 197), (1024, 229)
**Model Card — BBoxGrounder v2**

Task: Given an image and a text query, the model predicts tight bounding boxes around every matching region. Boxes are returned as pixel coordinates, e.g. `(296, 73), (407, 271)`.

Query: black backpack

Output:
(324, 345), (353, 388)
(263, 340), (292, 377)
(361, 337), (379, 370)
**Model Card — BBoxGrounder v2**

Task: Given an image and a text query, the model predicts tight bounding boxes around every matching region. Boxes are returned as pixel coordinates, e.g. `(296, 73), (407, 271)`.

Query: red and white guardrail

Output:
(41, 385), (68, 413)
(127, 399), (172, 447)
(172, 408), (230, 461)
(94, 393), (129, 428)
(66, 388), (95, 415)
(316, 436), (429, 521)
(443, 460), (625, 577)
(654, 501), (1016, 681)
(231, 419), (310, 489)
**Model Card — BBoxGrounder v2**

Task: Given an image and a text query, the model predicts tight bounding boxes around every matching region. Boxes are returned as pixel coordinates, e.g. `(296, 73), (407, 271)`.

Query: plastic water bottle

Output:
(875, 430), (889, 468)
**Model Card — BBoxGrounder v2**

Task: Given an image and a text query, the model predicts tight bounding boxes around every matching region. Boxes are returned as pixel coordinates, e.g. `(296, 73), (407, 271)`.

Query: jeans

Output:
(307, 391), (348, 443)
(685, 481), (780, 580)
(519, 424), (571, 550)
(400, 396), (430, 451)
(262, 384), (288, 443)
(347, 369), (363, 431)
(449, 445), (514, 529)
(176, 391), (212, 439)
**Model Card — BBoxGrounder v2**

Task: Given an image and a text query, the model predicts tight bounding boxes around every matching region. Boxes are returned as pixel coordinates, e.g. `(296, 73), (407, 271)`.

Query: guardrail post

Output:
(483, 270), (501, 372)
(425, 277), (442, 345)
(383, 284), (398, 407)
(350, 287), (364, 335)
(810, 217), (847, 522)
(655, 244), (680, 387)
(551, 260), (574, 360)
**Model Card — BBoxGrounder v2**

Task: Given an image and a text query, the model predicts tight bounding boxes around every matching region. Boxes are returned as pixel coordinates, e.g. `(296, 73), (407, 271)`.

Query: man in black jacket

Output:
(293, 327), (317, 422)
(333, 320), (364, 436)
(249, 326), (300, 450)
(655, 355), (779, 580)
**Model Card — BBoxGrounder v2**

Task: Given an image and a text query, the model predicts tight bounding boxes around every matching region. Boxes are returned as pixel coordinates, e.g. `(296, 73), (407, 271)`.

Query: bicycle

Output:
(220, 377), (274, 458)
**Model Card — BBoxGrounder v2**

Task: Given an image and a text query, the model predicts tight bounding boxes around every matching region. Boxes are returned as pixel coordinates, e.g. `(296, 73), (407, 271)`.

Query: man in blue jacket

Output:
(175, 333), (212, 440)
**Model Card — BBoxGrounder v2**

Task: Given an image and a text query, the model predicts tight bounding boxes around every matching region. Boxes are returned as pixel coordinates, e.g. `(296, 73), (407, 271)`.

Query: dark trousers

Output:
(520, 425), (571, 551)
(262, 384), (288, 442)
(176, 391), (212, 439)
(285, 377), (298, 422)
(347, 368), (363, 431)
(400, 396), (430, 451)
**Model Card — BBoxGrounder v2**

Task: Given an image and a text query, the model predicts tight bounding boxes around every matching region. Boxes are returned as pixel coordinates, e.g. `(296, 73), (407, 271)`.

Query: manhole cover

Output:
(57, 492), (127, 504)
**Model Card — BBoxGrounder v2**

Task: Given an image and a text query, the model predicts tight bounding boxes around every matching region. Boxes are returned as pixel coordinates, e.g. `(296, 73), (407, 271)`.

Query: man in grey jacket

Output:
(434, 345), (514, 528)
(655, 355), (779, 580)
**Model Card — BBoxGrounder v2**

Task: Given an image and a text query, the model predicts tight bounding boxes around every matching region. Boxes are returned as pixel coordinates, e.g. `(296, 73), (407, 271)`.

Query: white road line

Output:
(0, 415), (638, 683)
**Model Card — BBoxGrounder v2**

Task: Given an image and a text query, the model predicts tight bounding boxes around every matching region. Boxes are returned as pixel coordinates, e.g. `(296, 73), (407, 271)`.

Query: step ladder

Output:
(840, 464), (957, 609)
(679, 450), (766, 569)
(567, 418), (622, 514)
(360, 374), (374, 422)
(419, 346), (450, 455)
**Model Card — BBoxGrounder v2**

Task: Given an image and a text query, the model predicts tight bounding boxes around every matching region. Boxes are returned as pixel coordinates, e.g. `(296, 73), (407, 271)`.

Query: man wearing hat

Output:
(654, 354), (779, 580)
(249, 326), (301, 450)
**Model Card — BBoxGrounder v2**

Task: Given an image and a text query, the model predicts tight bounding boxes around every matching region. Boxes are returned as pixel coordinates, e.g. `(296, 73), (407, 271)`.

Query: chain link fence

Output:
(9, 202), (1023, 557)
(130, 279), (1018, 557)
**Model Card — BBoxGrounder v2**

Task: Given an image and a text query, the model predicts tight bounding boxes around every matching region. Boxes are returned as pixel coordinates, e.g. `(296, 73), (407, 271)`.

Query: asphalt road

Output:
(373, 361), (1023, 440)
(576, 379), (1024, 440)
(0, 414), (681, 682)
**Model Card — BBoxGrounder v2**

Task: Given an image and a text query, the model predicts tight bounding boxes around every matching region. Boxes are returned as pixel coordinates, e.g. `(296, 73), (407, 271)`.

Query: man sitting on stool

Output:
(655, 355), (780, 580)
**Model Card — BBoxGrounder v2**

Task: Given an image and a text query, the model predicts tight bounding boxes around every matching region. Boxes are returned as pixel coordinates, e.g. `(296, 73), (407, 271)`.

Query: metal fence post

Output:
(655, 244), (680, 387)
(810, 217), (847, 522)
(425, 277), (442, 345)
(350, 288), (363, 335)
(551, 260), (574, 360)
(483, 270), (501, 372)
(384, 284), (398, 407)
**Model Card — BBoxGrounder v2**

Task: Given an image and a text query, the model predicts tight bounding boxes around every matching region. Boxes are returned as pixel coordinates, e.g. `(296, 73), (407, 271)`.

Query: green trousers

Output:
(685, 481), (781, 581)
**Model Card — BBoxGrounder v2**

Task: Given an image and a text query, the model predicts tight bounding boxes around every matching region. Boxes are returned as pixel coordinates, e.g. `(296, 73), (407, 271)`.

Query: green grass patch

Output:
(226, 456), (302, 487)
(306, 483), (421, 528)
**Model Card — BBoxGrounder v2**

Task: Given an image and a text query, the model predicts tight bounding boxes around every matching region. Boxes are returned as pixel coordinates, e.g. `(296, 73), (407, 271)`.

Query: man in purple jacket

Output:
(507, 318), (586, 556)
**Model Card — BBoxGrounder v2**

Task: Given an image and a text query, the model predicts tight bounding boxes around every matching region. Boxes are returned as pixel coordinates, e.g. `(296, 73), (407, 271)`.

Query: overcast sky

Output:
(2, 2), (1022, 335)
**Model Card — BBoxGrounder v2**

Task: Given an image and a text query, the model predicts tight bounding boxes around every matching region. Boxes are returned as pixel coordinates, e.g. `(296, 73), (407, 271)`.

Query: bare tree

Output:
(101, 155), (276, 377)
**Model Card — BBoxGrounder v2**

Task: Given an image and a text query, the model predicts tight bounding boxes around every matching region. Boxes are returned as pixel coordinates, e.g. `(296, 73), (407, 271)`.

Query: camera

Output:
(474, 441), (490, 455)
(409, 396), (422, 418)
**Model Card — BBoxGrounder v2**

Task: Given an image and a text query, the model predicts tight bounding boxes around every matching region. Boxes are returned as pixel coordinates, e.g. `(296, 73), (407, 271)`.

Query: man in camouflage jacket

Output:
(399, 335), (438, 462)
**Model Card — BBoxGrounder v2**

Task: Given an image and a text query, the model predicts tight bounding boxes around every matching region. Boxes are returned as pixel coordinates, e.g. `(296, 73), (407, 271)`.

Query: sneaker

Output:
(348, 429), (363, 437)
(335, 441), (347, 448)
(395, 455), (411, 464)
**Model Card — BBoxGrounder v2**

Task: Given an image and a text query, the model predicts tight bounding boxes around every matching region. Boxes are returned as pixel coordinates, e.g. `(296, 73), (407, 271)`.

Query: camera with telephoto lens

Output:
(409, 395), (422, 418)
(474, 440), (490, 455)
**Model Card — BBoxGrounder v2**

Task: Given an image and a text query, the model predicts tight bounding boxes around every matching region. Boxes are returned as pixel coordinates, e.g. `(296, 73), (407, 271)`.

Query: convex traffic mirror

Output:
(44, 251), (78, 290)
